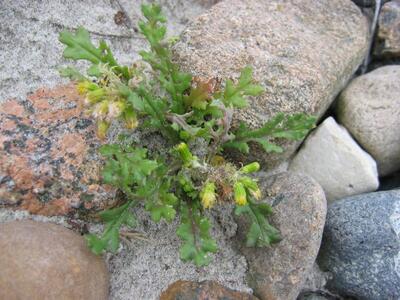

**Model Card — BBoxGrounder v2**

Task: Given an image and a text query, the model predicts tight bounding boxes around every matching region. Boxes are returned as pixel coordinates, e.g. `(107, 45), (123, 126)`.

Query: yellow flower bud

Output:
(240, 162), (260, 174)
(77, 81), (98, 95)
(176, 142), (193, 165)
(86, 88), (105, 104)
(200, 182), (216, 209)
(234, 182), (247, 206)
(96, 120), (110, 140)
(239, 177), (261, 200)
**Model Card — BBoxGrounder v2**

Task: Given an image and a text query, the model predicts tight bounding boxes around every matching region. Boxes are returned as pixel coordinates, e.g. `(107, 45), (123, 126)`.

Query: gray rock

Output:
(0, 220), (109, 300)
(173, 0), (369, 168)
(374, 0), (400, 58)
(336, 65), (400, 176)
(235, 172), (327, 300)
(290, 117), (379, 202)
(318, 190), (400, 300)
(0, 0), (216, 103)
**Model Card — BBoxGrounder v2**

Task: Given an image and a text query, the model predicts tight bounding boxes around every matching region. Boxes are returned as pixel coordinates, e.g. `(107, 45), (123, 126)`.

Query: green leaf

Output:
(253, 138), (283, 153)
(222, 66), (264, 108)
(128, 92), (145, 112)
(235, 201), (280, 247)
(223, 140), (250, 154)
(59, 27), (102, 64)
(86, 200), (137, 255)
(100, 144), (159, 191)
(224, 113), (316, 154)
(177, 203), (217, 267)
(59, 66), (86, 81)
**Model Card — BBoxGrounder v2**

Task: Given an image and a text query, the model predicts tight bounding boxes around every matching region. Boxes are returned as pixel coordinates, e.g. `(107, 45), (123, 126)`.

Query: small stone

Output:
(234, 172), (327, 300)
(317, 190), (400, 299)
(290, 117), (379, 202)
(336, 65), (400, 176)
(159, 280), (259, 300)
(173, 0), (368, 168)
(374, 0), (400, 58)
(0, 220), (109, 300)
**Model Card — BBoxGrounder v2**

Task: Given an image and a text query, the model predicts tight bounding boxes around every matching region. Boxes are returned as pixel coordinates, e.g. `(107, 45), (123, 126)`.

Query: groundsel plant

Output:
(59, 3), (316, 266)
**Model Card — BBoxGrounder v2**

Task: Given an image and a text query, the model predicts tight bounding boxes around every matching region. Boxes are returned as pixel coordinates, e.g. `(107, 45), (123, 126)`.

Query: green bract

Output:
(59, 3), (316, 267)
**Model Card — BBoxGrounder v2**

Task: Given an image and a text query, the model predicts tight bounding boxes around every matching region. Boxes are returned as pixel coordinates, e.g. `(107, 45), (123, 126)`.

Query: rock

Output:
(173, 0), (369, 168)
(0, 0), (217, 103)
(336, 65), (400, 176)
(0, 84), (117, 215)
(289, 117), (379, 202)
(317, 190), (400, 299)
(0, 220), (109, 299)
(234, 172), (327, 300)
(159, 280), (258, 300)
(374, 0), (400, 58)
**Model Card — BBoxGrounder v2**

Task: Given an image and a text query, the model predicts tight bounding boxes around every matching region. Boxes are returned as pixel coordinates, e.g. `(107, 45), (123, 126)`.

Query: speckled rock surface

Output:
(336, 65), (400, 176)
(374, 0), (400, 58)
(318, 191), (400, 299)
(290, 117), (379, 202)
(159, 280), (259, 300)
(0, 220), (109, 300)
(173, 0), (369, 168)
(0, 84), (117, 215)
(0, 0), (218, 103)
(234, 172), (327, 300)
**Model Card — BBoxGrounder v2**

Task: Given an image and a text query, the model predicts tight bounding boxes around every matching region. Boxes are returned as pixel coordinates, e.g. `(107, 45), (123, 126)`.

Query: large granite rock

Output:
(159, 280), (258, 300)
(234, 172), (327, 300)
(374, 0), (400, 58)
(336, 65), (400, 176)
(173, 0), (369, 168)
(290, 117), (379, 202)
(0, 84), (117, 215)
(0, 220), (109, 299)
(318, 191), (400, 299)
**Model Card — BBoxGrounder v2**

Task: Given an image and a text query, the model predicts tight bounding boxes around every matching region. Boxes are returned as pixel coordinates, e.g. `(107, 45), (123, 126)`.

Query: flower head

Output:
(200, 182), (216, 209)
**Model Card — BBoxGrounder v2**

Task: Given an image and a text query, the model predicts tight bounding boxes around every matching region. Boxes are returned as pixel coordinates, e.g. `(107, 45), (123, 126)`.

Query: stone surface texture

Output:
(0, 220), (109, 300)
(0, 206), (252, 300)
(159, 280), (259, 300)
(374, 0), (400, 58)
(318, 190), (400, 300)
(107, 204), (250, 299)
(173, 0), (369, 168)
(234, 172), (327, 300)
(290, 117), (379, 202)
(0, 84), (117, 215)
(0, 0), (217, 103)
(336, 65), (400, 176)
